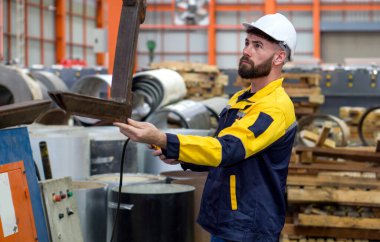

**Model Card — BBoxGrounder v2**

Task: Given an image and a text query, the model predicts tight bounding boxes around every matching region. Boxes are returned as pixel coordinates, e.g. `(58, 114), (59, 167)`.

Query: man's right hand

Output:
(148, 145), (180, 165)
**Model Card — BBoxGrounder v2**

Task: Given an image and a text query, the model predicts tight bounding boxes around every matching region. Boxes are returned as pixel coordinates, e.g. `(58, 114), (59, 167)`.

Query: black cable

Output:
(110, 137), (131, 242)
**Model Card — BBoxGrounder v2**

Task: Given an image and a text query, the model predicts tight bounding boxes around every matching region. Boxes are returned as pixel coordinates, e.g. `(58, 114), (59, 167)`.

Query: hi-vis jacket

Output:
(163, 78), (297, 242)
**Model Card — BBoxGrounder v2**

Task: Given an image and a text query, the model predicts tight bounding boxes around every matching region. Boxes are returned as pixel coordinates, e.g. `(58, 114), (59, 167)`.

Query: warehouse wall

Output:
(2, 0), (97, 67)
(2, 0), (380, 68)
(322, 32), (380, 64)
(137, 0), (316, 68)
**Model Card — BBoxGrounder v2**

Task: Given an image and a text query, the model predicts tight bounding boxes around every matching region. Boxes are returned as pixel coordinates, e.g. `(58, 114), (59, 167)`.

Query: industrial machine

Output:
(39, 177), (84, 242)
(0, 127), (49, 242)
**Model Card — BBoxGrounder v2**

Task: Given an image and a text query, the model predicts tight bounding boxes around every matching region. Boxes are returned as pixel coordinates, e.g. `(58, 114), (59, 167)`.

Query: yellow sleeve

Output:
(163, 107), (286, 167)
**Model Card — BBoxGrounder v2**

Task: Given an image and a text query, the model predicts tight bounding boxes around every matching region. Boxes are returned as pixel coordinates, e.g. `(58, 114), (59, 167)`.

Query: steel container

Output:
(109, 183), (195, 242)
(160, 170), (210, 242)
(72, 181), (108, 242)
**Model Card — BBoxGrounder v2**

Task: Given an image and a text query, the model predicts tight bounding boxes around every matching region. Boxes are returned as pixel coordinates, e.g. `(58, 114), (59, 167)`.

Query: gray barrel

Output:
(161, 171), (210, 242)
(89, 173), (167, 241)
(109, 183), (194, 242)
(72, 181), (108, 242)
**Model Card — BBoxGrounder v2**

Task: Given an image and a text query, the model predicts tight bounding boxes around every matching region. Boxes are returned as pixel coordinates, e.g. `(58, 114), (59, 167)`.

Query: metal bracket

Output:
(48, 0), (146, 123)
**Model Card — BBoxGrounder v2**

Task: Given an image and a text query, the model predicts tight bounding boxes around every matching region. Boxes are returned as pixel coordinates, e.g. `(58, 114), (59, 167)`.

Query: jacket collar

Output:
(244, 78), (284, 103)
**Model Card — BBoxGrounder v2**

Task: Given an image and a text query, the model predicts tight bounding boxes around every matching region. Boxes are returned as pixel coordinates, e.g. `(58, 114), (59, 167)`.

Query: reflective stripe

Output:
(286, 121), (297, 132)
(237, 111), (245, 119)
(230, 175), (237, 210)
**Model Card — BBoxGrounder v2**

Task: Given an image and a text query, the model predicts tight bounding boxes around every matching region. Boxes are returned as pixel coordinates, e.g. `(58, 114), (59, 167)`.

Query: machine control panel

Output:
(40, 177), (83, 242)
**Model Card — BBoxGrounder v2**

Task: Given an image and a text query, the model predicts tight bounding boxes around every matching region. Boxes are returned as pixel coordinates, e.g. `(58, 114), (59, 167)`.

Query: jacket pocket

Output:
(230, 175), (238, 210)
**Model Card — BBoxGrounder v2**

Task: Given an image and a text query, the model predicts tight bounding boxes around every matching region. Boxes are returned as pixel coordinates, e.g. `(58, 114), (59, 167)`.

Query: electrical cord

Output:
(110, 137), (131, 242)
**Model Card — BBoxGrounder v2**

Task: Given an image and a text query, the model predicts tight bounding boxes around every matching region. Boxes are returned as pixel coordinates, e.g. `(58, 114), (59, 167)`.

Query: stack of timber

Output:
(283, 145), (380, 241)
(150, 61), (228, 99)
(282, 72), (324, 118)
(339, 106), (367, 144)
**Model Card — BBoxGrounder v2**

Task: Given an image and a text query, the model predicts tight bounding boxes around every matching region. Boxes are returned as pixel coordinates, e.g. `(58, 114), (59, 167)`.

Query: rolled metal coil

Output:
(0, 65), (43, 105)
(297, 114), (350, 147)
(200, 97), (229, 121)
(146, 100), (211, 129)
(358, 106), (380, 146)
(30, 71), (69, 92)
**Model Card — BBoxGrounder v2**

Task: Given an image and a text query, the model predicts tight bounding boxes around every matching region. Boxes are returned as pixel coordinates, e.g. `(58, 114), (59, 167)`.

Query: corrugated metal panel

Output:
(217, 55), (239, 69)
(321, 32), (380, 63)
(44, 42), (55, 65)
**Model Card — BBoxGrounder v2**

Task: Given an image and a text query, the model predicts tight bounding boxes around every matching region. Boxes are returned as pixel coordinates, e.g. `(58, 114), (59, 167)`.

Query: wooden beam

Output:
(287, 175), (380, 189)
(289, 161), (380, 174)
(300, 130), (336, 148)
(298, 214), (380, 230)
(295, 146), (380, 163)
(288, 187), (380, 206)
(55, 0), (66, 63)
(315, 123), (332, 147)
(282, 224), (380, 240)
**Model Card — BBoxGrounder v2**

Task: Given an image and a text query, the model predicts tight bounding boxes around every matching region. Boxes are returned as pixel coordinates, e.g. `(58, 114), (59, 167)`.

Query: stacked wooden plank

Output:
(150, 61), (229, 99)
(282, 146), (380, 241)
(282, 72), (324, 117)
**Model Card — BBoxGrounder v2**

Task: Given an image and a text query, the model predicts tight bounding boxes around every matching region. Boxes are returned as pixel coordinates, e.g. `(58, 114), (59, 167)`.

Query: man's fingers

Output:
(152, 149), (162, 156)
(127, 118), (145, 129)
(114, 122), (140, 140)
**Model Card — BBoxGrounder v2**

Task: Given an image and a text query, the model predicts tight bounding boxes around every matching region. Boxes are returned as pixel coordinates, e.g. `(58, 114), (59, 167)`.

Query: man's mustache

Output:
(239, 56), (253, 65)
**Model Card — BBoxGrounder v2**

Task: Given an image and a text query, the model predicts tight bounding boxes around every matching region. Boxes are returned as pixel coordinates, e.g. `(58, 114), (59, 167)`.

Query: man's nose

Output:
(242, 47), (251, 57)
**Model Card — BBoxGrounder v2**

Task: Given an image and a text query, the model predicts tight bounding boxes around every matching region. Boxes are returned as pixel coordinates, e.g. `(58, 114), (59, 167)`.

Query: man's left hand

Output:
(114, 119), (167, 149)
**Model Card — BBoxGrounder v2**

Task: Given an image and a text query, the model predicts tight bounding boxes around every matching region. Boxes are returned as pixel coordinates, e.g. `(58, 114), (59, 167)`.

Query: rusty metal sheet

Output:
(48, 0), (146, 122)
(48, 92), (131, 123)
(0, 100), (51, 129)
(111, 0), (146, 103)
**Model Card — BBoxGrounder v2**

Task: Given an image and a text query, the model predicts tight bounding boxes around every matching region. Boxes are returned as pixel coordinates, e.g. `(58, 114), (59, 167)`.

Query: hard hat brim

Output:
(241, 22), (281, 42)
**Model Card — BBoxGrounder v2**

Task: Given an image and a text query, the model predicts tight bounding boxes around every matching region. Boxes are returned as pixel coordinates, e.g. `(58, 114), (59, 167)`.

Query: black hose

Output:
(110, 137), (131, 242)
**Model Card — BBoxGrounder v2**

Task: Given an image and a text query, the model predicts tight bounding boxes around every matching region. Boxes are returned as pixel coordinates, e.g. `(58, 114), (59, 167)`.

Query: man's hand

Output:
(114, 119), (167, 149)
(149, 145), (180, 165)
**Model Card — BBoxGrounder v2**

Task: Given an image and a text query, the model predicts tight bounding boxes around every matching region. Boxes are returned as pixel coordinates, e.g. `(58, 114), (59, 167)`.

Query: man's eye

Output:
(254, 43), (262, 48)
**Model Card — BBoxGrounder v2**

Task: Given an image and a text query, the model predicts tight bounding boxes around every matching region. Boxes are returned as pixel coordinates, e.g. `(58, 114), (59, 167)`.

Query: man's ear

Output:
(273, 51), (287, 66)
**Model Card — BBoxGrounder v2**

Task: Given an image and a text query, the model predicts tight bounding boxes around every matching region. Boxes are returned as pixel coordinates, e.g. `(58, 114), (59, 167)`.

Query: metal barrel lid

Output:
(113, 183), (195, 194)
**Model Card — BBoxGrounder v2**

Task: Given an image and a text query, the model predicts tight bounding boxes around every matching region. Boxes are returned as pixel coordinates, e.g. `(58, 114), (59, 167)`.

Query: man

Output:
(115, 13), (297, 242)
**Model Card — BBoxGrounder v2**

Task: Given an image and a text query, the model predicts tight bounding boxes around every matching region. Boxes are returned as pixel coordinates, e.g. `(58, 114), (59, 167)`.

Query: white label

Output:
(0, 172), (18, 237)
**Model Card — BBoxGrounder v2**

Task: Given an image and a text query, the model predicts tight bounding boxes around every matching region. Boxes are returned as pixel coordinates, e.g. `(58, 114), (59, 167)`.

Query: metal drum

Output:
(89, 173), (167, 188)
(161, 171), (210, 242)
(80, 126), (140, 175)
(109, 183), (195, 242)
(72, 181), (108, 242)
(89, 173), (167, 241)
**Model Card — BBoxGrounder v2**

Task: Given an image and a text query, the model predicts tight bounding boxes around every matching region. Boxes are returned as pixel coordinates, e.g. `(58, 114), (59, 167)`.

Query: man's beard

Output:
(238, 55), (273, 79)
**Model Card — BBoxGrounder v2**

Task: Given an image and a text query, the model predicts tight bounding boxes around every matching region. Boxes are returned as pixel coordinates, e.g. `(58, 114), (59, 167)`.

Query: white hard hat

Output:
(242, 13), (297, 61)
